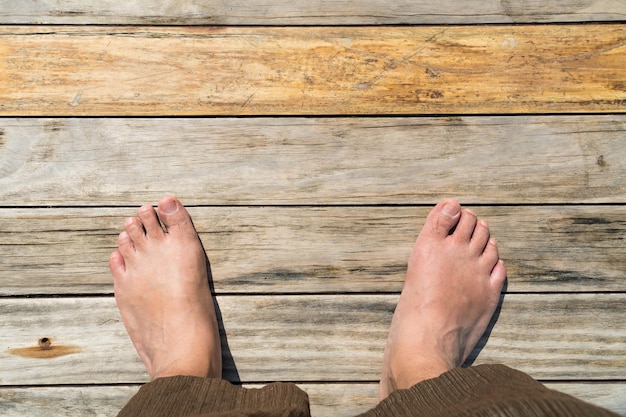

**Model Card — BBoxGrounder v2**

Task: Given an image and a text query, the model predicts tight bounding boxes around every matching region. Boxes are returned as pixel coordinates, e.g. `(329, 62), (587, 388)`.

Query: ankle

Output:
(151, 358), (214, 381)
(387, 355), (451, 392)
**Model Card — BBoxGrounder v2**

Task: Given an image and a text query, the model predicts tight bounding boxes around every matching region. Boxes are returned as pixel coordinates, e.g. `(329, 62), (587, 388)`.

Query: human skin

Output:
(379, 199), (506, 399)
(109, 196), (222, 380)
(109, 197), (505, 397)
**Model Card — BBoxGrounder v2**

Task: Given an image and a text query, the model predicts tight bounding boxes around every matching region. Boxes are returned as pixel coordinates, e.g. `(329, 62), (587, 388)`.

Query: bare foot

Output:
(379, 199), (506, 399)
(109, 197), (222, 381)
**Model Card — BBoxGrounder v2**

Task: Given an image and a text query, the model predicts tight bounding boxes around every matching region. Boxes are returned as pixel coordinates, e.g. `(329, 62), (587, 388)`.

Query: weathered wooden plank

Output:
(0, 386), (139, 417)
(541, 384), (626, 416)
(1, 294), (624, 385)
(1, 116), (625, 205)
(1, 1), (624, 25)
(1, 26), (625, 116)
(1, 206), (625, 296)
(1, 383), (624, 417)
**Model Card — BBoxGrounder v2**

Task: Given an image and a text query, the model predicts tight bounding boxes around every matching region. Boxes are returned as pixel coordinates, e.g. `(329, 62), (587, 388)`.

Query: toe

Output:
(124, 217), (146, 246)
(117, 230), (135, 258)
(482, 238), (499, 264)
(425, 199), (461, 238)
(471, 219), (490, 253)
(453, 209), (477, 241)
(137, 204), (164, 239)
(491, 259), (507, 289)
(157, 197), (197, 238)
(109, 250), (126, 277)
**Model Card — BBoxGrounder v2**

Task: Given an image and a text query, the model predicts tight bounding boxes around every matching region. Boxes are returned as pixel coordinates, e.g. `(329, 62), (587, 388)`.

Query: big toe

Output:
(425, 199), (462, 237)
(157, 197), (197, 238)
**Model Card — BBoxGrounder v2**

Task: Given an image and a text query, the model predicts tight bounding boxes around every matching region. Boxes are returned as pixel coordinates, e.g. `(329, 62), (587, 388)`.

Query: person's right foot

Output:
(379, 199), (507, 399)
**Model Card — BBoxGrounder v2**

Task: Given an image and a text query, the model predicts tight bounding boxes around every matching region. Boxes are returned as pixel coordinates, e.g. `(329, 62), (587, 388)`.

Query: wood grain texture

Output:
(1, 1), (624, 25)
(1, 25), (625, 116)
(3, 1), (624, 415)
(1, 116), (625, 205)
(0, 386), (139, 417)
(1, 205), (625, 296)
(1, 383), (624, 417)
(542, 383), (626, 416)
(1, 294), (624, 385)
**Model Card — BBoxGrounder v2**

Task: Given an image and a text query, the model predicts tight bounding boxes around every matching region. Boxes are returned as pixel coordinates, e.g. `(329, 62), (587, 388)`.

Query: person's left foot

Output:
(109, 197), (221, 380)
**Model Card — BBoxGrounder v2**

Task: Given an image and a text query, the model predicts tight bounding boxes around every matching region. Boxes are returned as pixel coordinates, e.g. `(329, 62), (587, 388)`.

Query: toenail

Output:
(442, 202), (460, 218)
(160, 198), (178, 214)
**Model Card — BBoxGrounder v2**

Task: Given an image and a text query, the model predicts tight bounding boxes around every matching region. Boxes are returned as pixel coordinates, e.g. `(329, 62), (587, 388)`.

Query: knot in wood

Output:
(38, 337), (52, 350)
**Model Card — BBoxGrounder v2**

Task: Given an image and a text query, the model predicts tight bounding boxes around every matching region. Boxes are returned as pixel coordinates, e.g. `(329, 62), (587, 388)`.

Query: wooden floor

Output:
(1, 2), (625, 416)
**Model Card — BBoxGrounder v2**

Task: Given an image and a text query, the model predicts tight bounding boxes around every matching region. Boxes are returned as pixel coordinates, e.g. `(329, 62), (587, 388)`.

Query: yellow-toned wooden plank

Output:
(1, 1), (624, 25)
(0, 295), (624, 384)
(1, 383), (624, 417)
(1, 26), (625, 116)
(1, 117), (625, 205)
(1, 206), (625, 296)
